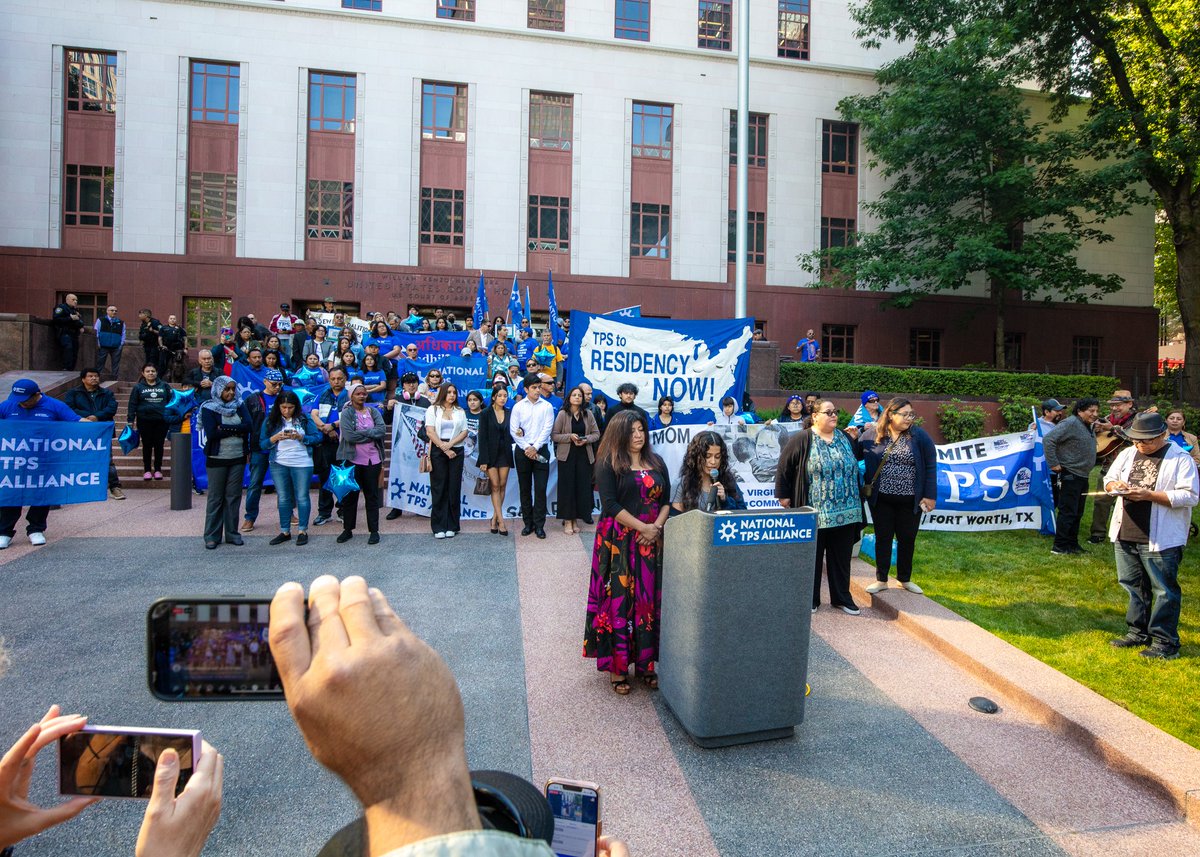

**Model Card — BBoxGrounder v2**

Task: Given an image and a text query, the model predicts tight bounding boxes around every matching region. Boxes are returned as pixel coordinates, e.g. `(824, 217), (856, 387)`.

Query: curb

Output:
(849, 558), (1200, 829)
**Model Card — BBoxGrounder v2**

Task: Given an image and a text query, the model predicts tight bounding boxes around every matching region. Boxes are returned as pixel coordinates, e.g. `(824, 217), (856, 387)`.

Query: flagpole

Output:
(733, 0), (749, 319)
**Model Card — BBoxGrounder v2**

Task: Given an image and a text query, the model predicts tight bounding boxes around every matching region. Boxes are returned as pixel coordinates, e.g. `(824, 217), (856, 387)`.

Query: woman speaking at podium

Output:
(583, 410), (671, 696)
(671, 431), (746, 513)
(775, 399), (865, 615)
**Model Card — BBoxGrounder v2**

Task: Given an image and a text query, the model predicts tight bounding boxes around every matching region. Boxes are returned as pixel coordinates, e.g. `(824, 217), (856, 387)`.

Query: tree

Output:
(850, 0), (1200, 394)
(1156, 214), (1182, 342)
(803, 19), (1137, 368)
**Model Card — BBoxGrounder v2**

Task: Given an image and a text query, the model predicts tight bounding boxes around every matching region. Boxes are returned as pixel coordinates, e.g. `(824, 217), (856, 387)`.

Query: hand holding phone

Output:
(545, 779), (600, 857)
(135, 740), (224, 857)
(59, 727), (200, 799)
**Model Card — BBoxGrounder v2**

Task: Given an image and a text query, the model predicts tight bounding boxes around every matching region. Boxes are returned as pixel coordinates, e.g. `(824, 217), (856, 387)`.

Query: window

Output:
(1072, 336), (1101, 373)
(420, 188), (465, 246)
(528, 196), (570, 253)
(66, 50), (117, 113)
(727, 210), (765, 265)
(188, 172), (237, 234)
(309, 72), (356, 132)
(821, 324), (856, 363)
(184, 297), (232, 350)
(822, 121), (857, 174)
(631, 203), (670, 259)
(530, 92), (572, 150)
(437, 0), (474, 20)
(64, 165), (114, 228)
(615, 0), (650, 41)
(1003, 332), (1024, 370)
(421, 82), (468, 141)
(528, 0), (564, 30)
(56, 292), (107, 328)
(632, 102), (672, 159)
(778, 0), (810, 60)
(910, 329), (942, 368)
(729, 111), (768, 168)
(306, 180), (353, 240)
(190, 62), (240, 124)
(698, 1), (731, 50)
(342, 0), (382, 9)
(820, 217), (855, 254)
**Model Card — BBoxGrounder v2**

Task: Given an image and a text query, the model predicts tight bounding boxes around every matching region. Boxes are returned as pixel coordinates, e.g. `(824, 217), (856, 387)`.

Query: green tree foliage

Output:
(850, 0), (1200, 395)
(937, 399), (987, 442)
(802, 18), (1137, 368)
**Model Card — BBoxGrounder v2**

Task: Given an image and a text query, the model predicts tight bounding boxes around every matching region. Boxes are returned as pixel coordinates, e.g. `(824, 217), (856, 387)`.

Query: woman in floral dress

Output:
(583, 410), (671, 695)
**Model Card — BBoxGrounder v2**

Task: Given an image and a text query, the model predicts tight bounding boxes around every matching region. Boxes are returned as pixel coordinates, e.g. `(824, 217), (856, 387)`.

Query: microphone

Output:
(705, 469), (720, 510)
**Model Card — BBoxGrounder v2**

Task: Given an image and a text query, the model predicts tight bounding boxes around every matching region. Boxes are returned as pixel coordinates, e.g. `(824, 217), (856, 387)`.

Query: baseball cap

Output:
(264, 369), (284, 383)
(280, 302), (290, 309)
(400, 372), (419, 384)
(8, 379), (40, 402)
(324, 295), (335, 302)
(1042, 399), (1065, 412)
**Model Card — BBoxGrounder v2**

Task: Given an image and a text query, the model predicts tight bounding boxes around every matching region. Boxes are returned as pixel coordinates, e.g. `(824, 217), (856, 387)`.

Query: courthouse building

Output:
(0, 0), (1156, 374)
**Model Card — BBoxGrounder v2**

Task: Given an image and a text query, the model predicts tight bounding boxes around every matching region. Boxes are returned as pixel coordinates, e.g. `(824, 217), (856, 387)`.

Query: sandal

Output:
(641, 673), (659, 690)
(611, 676), (631, 695)
(498, 523), (508, 536)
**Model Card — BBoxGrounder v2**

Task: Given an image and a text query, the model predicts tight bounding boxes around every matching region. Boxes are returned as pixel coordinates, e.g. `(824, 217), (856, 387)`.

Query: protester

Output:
(1165, 410), (1200, 466)
(1102, 412), (1197, 660)
(849, 390), (882, 428)
(465, 390), (484, 431)
(649, 395), (675, 431)
(127, 362), (171, 480)
(426, 384), (469, 539)
(361, 352), (387, 406)
(199, 376), (252, 549)
(606, 382), (649, 427)
(584, 410), (670, 695)
(553, 386), (601, 534)
(365, 319), (400, 360)
(0, 704), (224, 857)
(310, 366), (349, 527)
(775, 394), (807, 428)
(211, 328), (237, 373)
(418, 366), (445, 401)
(776, 400), (864, 614)
(1090, 390), (1139, 544)
(184, 349), (221, 404)
(489, 341), (517, 380)
(672, 430), (746, 513)
(337, 382), (386, 544)
(262, 390), (322, 546)
(64, 368), (124, 500)
(478, 385), (515, 535)
(0, 380), (81, 548)
(292, 352), (329, 388)
(304, 324), (335, 364)
(510, 373), (555, 538)
(263, 333), (290, 371)
(854, 397), (938, 594)
(93, 304), (125, 378)
(1043, 398), (1101, 556)
(533, 330), (563, 376)
(51, 293), (85, 371)
(795, 328), (820, 362)
(1029, 398), (1065, 436)
(710, 395), (745, 427)
(233, 325), (258, 363)
(269, 302), (301, 357)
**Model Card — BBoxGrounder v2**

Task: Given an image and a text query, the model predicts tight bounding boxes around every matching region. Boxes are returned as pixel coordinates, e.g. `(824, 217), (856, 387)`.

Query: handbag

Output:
(861, 435), (900, 501)
(418, 454), (431, 474)
(473, 475), (491, 495)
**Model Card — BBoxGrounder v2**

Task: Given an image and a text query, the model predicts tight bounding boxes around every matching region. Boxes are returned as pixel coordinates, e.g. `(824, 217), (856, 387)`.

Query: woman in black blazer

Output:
(477, 384), (515, 535)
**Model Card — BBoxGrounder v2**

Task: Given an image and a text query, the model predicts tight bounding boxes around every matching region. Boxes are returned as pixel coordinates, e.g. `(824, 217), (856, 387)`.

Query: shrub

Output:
(778, 363), (1118, 401)
(757, 407), (781, 422)
(938, 399), (986, 443)
(998, 396), (1042, 433)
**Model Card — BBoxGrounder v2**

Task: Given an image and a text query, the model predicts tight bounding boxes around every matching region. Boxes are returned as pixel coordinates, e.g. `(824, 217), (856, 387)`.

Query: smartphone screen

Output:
(546, 780), (600, 857)
(147, 598), (283, 700)
(59, 727), (198, 799)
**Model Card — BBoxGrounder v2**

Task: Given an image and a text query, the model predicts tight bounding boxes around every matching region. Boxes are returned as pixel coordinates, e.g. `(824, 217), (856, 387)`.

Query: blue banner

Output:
(604, 306), (642, 318)
(0, 421), (110, 506)
(392, 332), (468, 360)
(229, 361), (267, 395)
(923, 431), (1056, 533)
(564, 311), (755, 423)
(398, 355), (488, 393)
(507, 275), (522, 320)
(712, 512), (817, 546)
(547, 271), (564, 337)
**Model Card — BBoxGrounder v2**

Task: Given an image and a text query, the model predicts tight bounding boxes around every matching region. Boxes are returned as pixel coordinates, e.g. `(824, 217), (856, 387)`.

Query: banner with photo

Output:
(563, 311), (755, 424)
(0, 421), (110, 506)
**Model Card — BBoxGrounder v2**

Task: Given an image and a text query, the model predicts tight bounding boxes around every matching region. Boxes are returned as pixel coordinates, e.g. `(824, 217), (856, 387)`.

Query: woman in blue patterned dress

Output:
(774, 399), (865, 615)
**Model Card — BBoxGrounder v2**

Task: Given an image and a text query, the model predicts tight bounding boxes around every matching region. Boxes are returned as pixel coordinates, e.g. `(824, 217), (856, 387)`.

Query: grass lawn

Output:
(884, 496), (1200, 750)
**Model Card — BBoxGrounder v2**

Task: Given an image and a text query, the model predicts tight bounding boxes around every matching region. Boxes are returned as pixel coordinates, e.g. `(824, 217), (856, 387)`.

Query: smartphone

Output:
(147, 597), (283, 700)
(545, 779), (601, 857)
(59, 726), (199, 799)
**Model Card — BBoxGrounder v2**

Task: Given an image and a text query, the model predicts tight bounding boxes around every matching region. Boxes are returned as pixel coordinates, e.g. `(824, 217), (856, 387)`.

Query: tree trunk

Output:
(991, 275), (1007, 369)
(1163, 192), (1200, 401)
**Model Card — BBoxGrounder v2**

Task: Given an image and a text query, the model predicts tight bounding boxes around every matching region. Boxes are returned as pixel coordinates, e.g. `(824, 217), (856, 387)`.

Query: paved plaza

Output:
(1, 492), (1197, 856)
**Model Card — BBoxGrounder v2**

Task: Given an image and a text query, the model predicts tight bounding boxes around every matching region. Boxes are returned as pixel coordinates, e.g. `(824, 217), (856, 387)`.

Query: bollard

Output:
(170, 432), (192, 511)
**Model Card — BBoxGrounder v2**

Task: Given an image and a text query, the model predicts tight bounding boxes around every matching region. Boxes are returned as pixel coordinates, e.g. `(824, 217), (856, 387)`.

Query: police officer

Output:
(52, 293), (84, 371)
(137, 309), (163, 373)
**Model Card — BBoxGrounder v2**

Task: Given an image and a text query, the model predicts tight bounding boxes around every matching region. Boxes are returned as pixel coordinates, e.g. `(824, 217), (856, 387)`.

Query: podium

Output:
(659, 508), (817, 748)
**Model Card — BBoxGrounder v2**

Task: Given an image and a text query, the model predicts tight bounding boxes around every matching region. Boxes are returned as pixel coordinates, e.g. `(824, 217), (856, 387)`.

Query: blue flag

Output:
(229, 361), (266, 397)
(507, 275), (522, 321)
(605, 305), (642, 318)
(547, 271), (564, 337)
(1031, 408), (1058, 536)
(473, 273), (489, 331)
(524, 284), (532, 326)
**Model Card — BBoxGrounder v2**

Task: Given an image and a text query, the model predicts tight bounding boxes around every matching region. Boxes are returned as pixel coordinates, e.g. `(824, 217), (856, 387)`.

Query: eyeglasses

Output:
(866, 397), (879, 402)
(428, 374), (442, 380)
(894, 411), (916, 419)
(816, 409), (838, 417)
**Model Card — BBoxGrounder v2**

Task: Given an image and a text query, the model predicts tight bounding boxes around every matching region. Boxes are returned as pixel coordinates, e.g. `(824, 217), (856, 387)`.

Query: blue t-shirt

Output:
(364, 334), (396, 355)
(363, 370), (387, 403)
(515, 338), (537, 364)
(797, 338), (819, 362)
(0, 395), (80, 421)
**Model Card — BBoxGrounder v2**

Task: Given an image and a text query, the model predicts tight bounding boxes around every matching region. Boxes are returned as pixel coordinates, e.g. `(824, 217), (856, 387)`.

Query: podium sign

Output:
(660, 508), (818, 748)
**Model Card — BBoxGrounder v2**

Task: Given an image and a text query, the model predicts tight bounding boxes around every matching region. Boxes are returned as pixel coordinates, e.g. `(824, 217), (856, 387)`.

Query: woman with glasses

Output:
(852, 397), (937, 595)
(775, 400), (865, 615)
(775, 395), (808, 429)
(488, 341), (516, 381)
(303, 325), (335, 364)
(849, 390), (883, 429)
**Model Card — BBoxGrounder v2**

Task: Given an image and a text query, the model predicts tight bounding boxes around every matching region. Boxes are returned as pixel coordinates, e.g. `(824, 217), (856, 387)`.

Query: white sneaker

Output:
(901, 581), (924, 594)
(866, 580), (889, 594)
(0, 535), (10, 549)
(434, 531), (447, 539)
(444, 531), (456, 538)
(29, 532), (47, 546)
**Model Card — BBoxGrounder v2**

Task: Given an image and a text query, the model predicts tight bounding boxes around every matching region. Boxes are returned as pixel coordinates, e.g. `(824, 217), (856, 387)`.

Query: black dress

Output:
(557, 413), (594, 520)
(477, 407), (515, 468)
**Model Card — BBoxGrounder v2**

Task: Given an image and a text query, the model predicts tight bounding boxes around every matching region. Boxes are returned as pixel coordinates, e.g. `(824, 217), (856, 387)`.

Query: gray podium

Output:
(659, 508), (817, 748)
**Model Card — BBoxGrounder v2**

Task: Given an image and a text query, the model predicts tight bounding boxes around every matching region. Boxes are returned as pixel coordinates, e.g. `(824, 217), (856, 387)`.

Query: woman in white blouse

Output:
(425, 383), (469, 539)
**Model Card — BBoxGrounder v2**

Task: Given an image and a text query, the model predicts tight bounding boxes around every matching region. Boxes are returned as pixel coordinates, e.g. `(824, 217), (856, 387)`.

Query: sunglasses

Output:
(866, 397), (879, 402)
